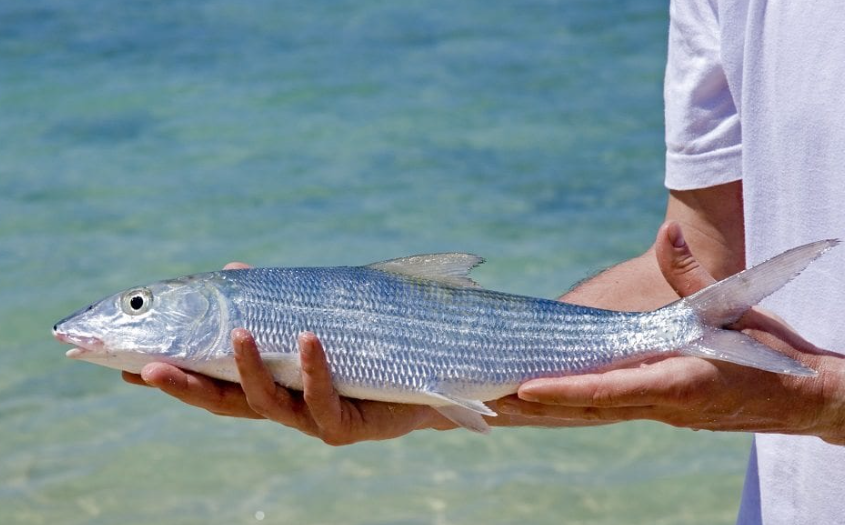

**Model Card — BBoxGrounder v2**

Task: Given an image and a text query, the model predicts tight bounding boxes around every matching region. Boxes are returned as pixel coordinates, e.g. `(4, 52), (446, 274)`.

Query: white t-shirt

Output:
(663, 0), (845, 523)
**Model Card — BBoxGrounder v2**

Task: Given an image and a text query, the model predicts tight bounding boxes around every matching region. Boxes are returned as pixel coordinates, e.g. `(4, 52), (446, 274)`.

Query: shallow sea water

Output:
(1, 1), (750, 523)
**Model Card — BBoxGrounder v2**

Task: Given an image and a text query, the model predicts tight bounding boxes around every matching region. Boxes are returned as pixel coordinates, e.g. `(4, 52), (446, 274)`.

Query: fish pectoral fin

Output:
(366, 253), (485, 288)
(434, 405), (491, 435)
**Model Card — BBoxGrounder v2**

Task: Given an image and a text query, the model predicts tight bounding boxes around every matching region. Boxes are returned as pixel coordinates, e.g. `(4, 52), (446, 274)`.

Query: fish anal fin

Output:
(366, 253), (485, 288)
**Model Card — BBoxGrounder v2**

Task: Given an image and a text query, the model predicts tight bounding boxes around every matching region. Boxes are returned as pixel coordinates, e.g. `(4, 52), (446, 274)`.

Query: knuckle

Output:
(671, 378), (707, 406)
(589, 384), (617, 408)
(672, 255), (700, 274)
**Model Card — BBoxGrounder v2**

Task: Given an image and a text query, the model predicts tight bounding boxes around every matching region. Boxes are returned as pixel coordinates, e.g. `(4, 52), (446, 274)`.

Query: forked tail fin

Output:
(676, 239), (839, 376)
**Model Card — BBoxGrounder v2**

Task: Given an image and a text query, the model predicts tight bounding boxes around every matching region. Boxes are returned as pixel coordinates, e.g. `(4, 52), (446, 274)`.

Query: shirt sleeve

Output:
(664, 0), (742, 190)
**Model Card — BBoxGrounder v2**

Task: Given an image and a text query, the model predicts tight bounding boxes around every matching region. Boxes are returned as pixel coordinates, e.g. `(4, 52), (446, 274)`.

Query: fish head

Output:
(53, 274), (226, 373)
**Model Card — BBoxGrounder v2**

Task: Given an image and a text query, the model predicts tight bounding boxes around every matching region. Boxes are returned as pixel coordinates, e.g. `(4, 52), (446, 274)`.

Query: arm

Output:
(506, 182), (845, 444)
(127, 182), (844, 443)
(563, 183), (745, 310)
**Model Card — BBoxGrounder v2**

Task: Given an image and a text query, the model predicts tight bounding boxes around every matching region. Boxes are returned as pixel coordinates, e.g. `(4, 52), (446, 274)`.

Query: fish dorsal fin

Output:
(366, 253), (485, 288)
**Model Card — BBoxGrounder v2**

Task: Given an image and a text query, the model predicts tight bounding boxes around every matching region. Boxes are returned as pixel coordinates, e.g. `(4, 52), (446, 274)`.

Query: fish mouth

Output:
(53, 329), (104, 356)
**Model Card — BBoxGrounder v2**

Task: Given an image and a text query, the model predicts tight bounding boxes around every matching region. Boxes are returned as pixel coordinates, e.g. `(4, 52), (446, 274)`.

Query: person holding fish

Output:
(109, 0), (845, 523)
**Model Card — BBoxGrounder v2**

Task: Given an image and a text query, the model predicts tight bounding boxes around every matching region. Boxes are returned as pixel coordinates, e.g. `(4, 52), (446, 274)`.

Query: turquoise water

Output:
(1, 1), (750, 523)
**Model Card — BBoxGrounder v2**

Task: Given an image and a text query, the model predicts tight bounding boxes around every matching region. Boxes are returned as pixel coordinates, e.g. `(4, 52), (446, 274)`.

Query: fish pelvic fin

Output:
(366, 253), (485, 288)
(420, 389), (495, 434)
(434, 406), (491, 435)
(682, 239), (839, 326)
(425, 390), (497, 417)
(674, 239), (838, 377)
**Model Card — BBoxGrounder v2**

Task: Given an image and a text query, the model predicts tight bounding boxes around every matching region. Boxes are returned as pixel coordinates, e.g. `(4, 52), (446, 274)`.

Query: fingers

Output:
(140, 362), (191, 390)
(655, 221), (716, 297)
(297, 332), (442, 443)
(517, 371), (656, 408)
(498, 395), (656, 423)
(122, 371), (152, 387)
(736, 308), (836, 358)
(126, 327), (443, 442)
(299, 332), (346, 439)
(224, 262), (251, 270)
(503, 359), (707, 425)
(232, 328), (318, 433)
(516, 357), (709, 408)
(139, 362), (262, 418)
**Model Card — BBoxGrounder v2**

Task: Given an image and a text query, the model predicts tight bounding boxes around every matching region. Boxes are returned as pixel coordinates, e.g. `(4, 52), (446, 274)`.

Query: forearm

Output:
(561, 183), (746, 312)
(561, 249), (679, 311)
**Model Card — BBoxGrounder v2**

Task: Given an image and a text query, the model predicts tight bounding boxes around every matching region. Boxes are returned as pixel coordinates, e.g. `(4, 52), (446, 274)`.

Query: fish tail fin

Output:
(684, 239), (838, 326)
(675, 239), (839, 376)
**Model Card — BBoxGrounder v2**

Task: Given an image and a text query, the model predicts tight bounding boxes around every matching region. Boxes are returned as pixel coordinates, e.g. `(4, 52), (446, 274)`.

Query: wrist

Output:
(811, 356), (845, 445)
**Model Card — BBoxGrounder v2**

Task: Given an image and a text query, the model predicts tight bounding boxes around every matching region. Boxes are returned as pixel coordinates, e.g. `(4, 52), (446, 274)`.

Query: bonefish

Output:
(53, 240), (836, 433)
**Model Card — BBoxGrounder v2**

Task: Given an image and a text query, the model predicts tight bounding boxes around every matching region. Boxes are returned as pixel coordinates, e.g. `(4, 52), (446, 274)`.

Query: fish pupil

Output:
(130, 295), (144, 310)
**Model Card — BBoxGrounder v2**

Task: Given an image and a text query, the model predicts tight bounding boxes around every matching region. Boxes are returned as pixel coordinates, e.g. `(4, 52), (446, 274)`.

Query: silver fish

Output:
(53, 240), (836, 433)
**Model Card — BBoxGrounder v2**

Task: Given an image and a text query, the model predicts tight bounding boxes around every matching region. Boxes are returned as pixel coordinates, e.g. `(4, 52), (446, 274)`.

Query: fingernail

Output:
(139, 364), (156, 383)
(518, 391), (538, 403)
(231, 328), (250, 344)
(669, 224), (686, 248)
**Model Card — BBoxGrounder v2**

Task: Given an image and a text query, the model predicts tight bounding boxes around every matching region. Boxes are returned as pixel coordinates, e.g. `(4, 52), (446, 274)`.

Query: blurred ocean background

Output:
(0, 1), (751, 524)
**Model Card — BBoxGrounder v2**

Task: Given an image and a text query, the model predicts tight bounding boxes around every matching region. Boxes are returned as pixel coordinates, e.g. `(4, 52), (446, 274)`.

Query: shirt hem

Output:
(665, 144), (743, 190)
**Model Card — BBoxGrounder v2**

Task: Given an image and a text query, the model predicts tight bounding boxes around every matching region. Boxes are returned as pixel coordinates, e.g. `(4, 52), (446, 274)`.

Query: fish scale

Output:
(54, 241), (835, 433)
(225, 267), (688, 392)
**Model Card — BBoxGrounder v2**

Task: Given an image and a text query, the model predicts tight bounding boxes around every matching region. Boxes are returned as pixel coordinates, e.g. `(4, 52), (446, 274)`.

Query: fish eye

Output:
(121, 288), (153, 315)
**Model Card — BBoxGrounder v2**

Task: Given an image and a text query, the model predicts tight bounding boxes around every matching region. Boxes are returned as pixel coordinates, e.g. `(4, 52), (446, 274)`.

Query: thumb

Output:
(655, 221), (716, 297)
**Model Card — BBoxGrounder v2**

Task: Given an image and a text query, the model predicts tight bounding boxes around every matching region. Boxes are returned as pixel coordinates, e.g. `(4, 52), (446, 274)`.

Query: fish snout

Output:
(53, 325), (104, 353)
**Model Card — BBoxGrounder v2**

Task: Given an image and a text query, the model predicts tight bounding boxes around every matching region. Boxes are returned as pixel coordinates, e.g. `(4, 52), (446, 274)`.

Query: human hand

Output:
(122, 262), (455, 445)
(500, 222), (845, 445)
